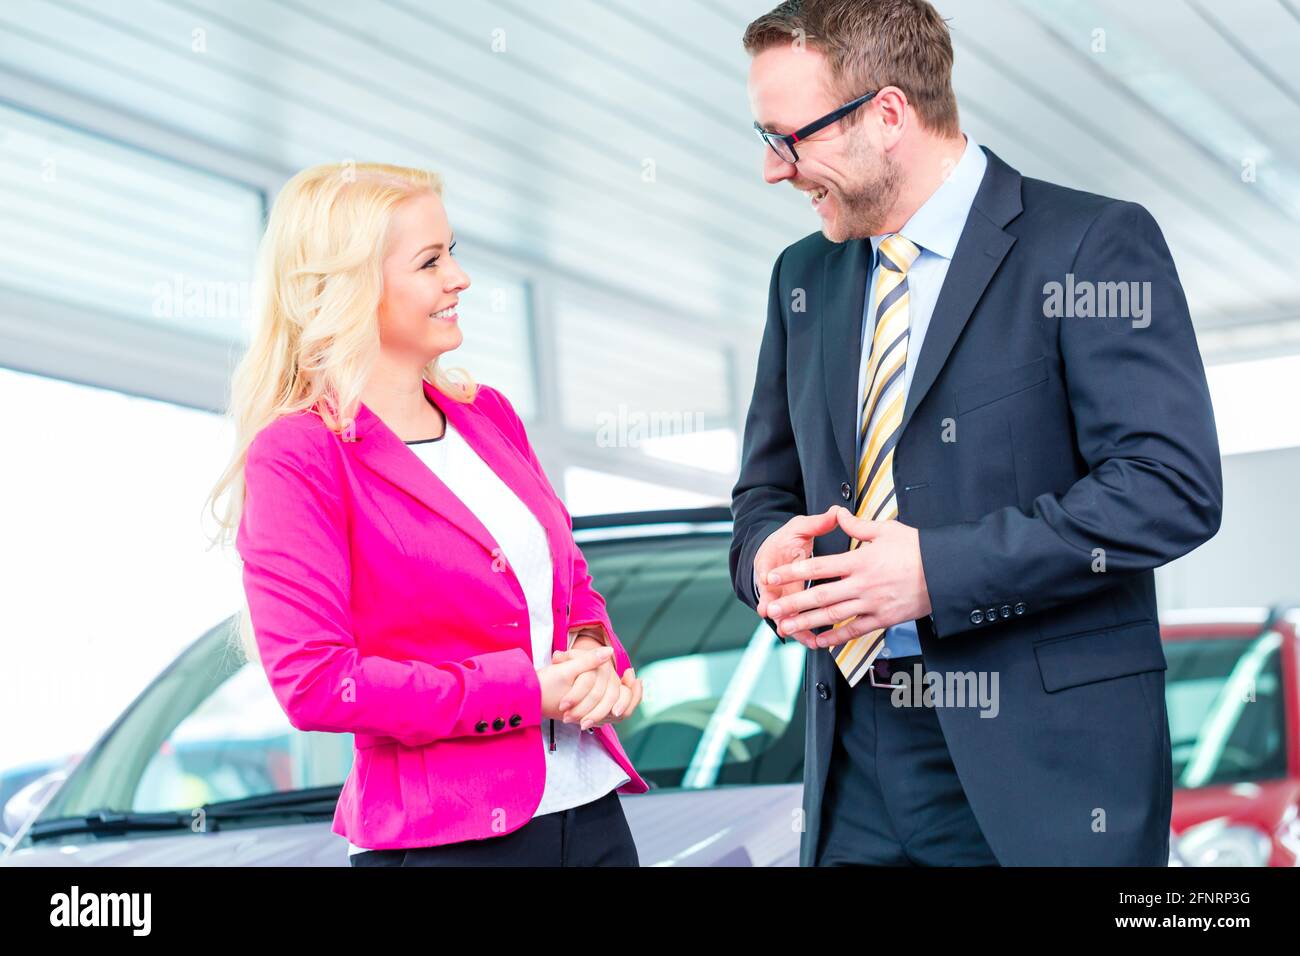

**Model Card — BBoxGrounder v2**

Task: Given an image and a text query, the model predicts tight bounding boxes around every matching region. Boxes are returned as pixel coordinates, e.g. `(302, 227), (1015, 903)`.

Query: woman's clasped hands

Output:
(537, 630), (643, 731)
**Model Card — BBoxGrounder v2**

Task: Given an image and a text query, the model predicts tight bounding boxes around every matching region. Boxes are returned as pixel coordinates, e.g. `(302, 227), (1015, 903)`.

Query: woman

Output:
(206, 162), (649, 866)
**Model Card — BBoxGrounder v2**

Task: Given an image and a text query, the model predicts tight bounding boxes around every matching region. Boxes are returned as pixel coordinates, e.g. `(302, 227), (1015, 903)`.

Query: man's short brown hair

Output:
(743, 0), (960, 138)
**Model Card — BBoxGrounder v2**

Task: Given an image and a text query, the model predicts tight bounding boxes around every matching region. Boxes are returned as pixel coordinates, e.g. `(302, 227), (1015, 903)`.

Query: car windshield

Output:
(28, 529), (806, 836)
(1165, 630), (1288, 789)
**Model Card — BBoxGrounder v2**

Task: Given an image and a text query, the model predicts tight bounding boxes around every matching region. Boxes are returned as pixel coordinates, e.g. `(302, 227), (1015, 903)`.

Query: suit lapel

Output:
(821, 237), (872, 481)
(819, 146), (1024, 470)
(900, 149), (1021, 435)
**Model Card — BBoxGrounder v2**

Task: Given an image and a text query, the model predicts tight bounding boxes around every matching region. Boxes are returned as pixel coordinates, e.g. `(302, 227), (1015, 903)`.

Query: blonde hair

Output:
(204, 161), (477, 662)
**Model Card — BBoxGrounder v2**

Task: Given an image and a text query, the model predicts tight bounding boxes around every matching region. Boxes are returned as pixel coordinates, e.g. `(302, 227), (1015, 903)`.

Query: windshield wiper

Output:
(192, 785), (342, 819)
(27, 810), (193, 841)
(26, 786), (343, 842)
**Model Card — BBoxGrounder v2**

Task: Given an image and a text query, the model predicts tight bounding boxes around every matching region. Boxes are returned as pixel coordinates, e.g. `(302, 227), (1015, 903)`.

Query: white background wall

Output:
(1158, 445), (1300, 611)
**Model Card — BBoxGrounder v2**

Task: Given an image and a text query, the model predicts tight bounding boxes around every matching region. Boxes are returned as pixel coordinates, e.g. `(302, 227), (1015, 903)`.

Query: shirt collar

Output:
(869, 132), (987, 263)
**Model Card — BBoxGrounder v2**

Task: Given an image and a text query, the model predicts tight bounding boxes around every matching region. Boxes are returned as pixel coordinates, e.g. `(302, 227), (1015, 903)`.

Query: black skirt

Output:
(347, 788), (638, 867)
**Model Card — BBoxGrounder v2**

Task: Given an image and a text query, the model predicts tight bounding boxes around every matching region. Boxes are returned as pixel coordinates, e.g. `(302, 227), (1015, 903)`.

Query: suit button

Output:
(999, 604), (1012, 620)
(1014, 602), (1027, 616)
(840, 482), (851, 500)
(816, 682), (830, 700)
(566, 602), (570, 616)
(508, 714), (522, 727)
(970, 609), (985, 625)
(985, 607), (998, 622)
(492, 717), (506, 731)
(475, 720), (489, 733)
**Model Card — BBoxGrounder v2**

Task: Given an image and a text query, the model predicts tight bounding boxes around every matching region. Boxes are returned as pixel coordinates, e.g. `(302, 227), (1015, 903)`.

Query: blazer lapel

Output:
(441, 385), (573, 588)
(344, 378), (562, 568)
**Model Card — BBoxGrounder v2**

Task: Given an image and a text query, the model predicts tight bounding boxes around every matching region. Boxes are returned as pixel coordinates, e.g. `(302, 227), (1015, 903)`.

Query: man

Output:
(729, 0), (1222, 866)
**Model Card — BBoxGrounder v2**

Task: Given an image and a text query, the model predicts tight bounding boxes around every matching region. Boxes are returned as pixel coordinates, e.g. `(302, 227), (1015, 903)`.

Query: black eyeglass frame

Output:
(753, 89), (880, 163)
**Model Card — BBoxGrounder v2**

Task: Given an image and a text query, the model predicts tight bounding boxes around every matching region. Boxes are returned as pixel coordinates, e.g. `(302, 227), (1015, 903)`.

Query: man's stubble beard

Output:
(823, 129), (904, 243)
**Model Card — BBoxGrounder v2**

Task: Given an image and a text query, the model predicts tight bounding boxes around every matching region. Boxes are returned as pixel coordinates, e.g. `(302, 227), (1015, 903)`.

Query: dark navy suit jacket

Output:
(730, 145), (1222, 866)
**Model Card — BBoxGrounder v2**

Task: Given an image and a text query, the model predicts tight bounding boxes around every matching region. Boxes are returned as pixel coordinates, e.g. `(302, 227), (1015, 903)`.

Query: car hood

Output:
(1, 785), (804, 867)
(1173, 778), (1300, 835)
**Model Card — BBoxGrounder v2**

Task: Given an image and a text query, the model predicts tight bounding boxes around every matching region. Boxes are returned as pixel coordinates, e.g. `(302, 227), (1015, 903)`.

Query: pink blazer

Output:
(236, 377), (649, 850)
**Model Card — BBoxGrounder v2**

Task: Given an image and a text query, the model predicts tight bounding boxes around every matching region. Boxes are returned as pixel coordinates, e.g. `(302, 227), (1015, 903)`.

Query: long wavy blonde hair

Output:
(204, 161), (477, 662)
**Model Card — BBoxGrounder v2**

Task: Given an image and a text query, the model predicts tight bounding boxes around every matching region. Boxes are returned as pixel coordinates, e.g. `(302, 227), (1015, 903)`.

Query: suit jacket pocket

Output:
(955, 356), (1049, 415)
(1034, 619), (1166, 693)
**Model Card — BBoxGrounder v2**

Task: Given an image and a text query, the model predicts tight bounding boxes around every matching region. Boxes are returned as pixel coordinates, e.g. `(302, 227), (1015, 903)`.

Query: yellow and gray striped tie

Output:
(831, 233), (921, 687)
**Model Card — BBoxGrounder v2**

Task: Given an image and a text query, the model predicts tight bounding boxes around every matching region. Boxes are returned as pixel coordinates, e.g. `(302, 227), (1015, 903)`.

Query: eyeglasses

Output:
(752, 89), (879, 164)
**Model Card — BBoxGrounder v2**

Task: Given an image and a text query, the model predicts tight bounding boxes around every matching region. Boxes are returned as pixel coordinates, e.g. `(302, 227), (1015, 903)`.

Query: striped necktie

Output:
(830, 232), (922, 687)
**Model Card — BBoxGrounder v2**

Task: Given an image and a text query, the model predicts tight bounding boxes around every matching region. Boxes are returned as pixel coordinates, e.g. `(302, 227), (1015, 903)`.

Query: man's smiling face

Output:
(747, 44), (902, 241)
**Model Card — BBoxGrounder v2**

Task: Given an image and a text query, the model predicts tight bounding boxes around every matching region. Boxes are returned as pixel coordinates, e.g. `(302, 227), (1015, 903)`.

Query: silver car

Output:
(1, 508), (804, 867)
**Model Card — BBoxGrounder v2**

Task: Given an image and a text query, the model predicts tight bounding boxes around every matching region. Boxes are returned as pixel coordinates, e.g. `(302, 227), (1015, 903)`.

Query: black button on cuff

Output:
(999, 605), (1012, 619)
(492, 717), (506, 731)
(970, 609), (984, 625)
(508, 714), (522, 727)
(474, 720), (489, 733)
(1014, 602), (1027, 615)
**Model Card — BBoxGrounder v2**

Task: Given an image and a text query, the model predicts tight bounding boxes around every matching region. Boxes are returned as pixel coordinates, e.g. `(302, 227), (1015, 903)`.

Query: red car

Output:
(1164, 606), (1300, 866)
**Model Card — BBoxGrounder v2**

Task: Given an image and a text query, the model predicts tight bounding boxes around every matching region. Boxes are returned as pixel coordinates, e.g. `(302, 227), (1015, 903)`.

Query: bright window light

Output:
(639, 428), (738, 475)
(0, 367), (243, 771)
(1205, 354), (1300, 456)
(563, 465), (724, 517)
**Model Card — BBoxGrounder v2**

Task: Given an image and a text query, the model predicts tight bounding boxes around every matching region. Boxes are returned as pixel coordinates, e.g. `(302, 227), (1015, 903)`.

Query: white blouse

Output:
(347, 415), (630, 855)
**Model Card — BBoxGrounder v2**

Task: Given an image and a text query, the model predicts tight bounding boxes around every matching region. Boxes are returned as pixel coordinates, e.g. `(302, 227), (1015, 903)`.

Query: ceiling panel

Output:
(0, 0), (1295, 356)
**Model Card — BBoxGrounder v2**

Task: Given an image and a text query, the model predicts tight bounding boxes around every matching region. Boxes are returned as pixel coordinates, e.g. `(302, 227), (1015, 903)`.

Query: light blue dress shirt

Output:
(855, 133), (987, 659)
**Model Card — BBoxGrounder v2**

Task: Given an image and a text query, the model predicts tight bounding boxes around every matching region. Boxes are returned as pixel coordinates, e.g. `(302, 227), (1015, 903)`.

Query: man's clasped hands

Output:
(534, 505), (933, 729)
(753, 506), (933, 649)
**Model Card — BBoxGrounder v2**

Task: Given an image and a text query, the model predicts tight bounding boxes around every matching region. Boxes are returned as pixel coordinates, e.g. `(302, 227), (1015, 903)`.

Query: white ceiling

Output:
(1, 0), (1298, 360)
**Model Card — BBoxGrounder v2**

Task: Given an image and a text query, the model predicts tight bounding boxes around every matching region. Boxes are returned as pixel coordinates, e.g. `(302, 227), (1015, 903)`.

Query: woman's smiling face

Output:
(377, 191), (470, 363)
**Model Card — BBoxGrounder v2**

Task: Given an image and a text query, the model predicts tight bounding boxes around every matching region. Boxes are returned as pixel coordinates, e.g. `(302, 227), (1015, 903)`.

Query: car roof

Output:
(572, 516), (1298, 634)
(1159, 607), (1271, 626)
(572, 506), (732, 542)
